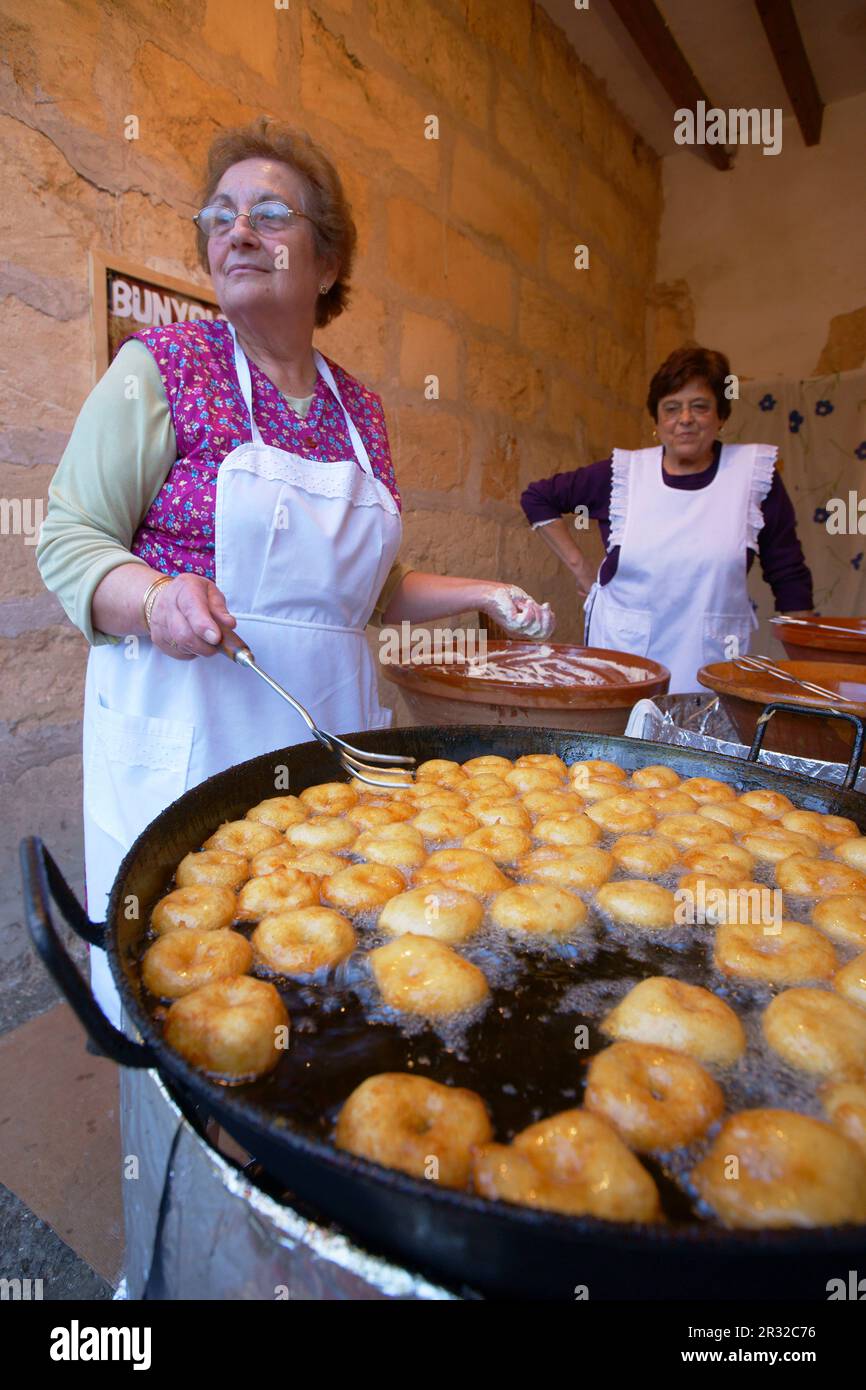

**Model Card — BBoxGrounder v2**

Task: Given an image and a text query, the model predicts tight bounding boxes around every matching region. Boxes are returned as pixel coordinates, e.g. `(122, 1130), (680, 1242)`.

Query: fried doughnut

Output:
(489, 884), (588, 936)
(691, 1109), (866, 1228)
(631, 765), (681, 790)
(682, 843), (755, 884)
(415, 848), (510, 896)
(834, 952), (866, 1008)
(415, 758), (469, 787)
(369, 933), (489, 1016)
(299, 781), (358, 815)
(379, 884), (483, 944)
(714, 920), (837, 985)
(699, 802), (763, 834)
(600, 977), (746, 1065)
(679, 777), (736, 805)
(570, 777), (627, 804)
(610, 835), (679, 877)
(740, 826), (818, 863)
(204, 819), (283, 857)
(834, 837), (866, 872)
(462, 755), (513, 776)
(780, 810), (859, 847)
(236, 868), (319, 921)
(164, 975), (288, 1080)
(175, 849), (249, 891)
(335, 1073), (492, 1188)
(534, 812), (601, 848)
(409, 807), (479, 841)
(776, 855), (866, 898)
(345, 800), (415, 831)
(596, 880), (677, 931)
(245, 795), (307, 830)
(518, 845), (613, 891)
(251, 906), (356, 976)
(812, 895), (866, 950)
(462, 824), (531, 863)
(353, 824), (427, 870)
(321, 862), (405, 912)
(465, 797), (531, 829)
(472, 1110), (661, 1222)
(738, 789), (795, 820)
(504, 767), (563, 795)
(521, 789), (586, 819)
(407, 786), (468, 810)
(151, 885), (237, 936)
(277, 850), (348, 879)
(285, 815), (359, 853)
(463, 775), (513, 801)
(656, 813), (732, 850)
(569, 759), (628, 785)
(142, 929), (253, 999)
(763, 988), (866, 1078)
(823, 1081), (866, 1155)
(639, 789), (699, 815)
(250, 843), (314, 876)
(585, 795), (657, 834)
(350, 769), (413, 795)
(584, 1041), (723, 1151)
(515, 753), (568, 777)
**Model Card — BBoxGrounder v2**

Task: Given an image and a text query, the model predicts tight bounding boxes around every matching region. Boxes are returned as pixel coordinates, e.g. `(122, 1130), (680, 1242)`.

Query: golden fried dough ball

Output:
(369, 934), (489, 1017)
(699, 802), (763, 834)
(151, 885), (237, 936)
(521, 789), (586, 819)
(236, 868), (319, 921)
(251, 907), (356, 976)
(691, 1109), (866, 1228)
(204, 819), (283, 857)
(462, 755), (514, 776)
(812, 895), (866, 950)
(409, 807), (479, 842)
(345, 800), (415, 831)
(321, 863), (405, 912)
(595, 880), (677, 931)
(379, 884), (483, 944)
(298, 781), (359, 815)
(350, 770), (413, 796)
(631, 765), (681, 790)
(335, 1073), (492, 1188)
(462, 824), (532, 863)
(465, 797), (531, 829)
(285, 815), (359, 853)
(570, 759), (628, 786)
(822, 1081), (866, 1156)
(656, 813), (732, 850)
(245, 795), (307, 830)
(834, 837), (866, 873)
(515, 753), (568, 777)
(175, 849), (249, 891)
(600, 977), (746, 1065)
(738, 789), (795, 820)
(584, 1041), (723, 1151)
(780, 810), (859, 847)
(164, 975), (288, 1080)
(776, 855), (866, 899)
(682, 843), (755, 884)
(518, 845), (613, 891)
(763, 988), (866, 1079)
(610, 835), (679, 877)
(572, 778), (631, 804)
(679, 777), (737, 805)
(504, 767), (563, 795)
(741, 827), (819, 863)
(416, 759), (469, 786)
(250, 843), (314, 876)
(534, 812), (601, 848)
(407, 786), (468, 811)
(472, 1110), (661, 1222)
(354, 824), (427, 870)
(585, 795), (657, 834)
(142, 929), (253, 999)
(714, 920), (837, 985)
(490, 884), (588, 937)
(276, 850), (348, 879)
(834, 952), (866, 1009)
(415, 848), (510, 896)
(639, 789), (699, 815)
(463, 775), (513, 801)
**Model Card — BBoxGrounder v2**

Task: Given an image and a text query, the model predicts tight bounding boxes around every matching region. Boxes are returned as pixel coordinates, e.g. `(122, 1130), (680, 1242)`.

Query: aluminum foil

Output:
(119, 1065), (456, 1300)
(624, 695), (866, 793)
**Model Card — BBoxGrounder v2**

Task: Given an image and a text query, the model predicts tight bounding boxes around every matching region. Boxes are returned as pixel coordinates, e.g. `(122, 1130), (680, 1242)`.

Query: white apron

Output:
(82, 324), (402, 1025)
(584, 444), (775, 693)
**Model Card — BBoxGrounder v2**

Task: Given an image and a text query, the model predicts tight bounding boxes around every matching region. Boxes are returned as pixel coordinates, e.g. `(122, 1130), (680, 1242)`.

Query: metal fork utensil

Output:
(732, 654), (858, 706)
(218, 628), (416, 788)
(769, 615), (862, 638)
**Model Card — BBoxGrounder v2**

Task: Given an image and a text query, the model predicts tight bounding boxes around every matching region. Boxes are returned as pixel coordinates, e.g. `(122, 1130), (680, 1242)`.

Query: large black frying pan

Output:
(20, 704), (866, 1300)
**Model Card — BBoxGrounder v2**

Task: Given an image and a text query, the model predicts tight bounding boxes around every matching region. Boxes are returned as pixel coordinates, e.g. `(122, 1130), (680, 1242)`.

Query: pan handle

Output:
(19, 837), (155, 1068)
(747, 702), (866, 790)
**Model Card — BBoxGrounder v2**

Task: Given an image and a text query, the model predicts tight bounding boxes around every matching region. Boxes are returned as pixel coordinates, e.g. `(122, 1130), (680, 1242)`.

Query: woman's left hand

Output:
(482, 582), (556, 640)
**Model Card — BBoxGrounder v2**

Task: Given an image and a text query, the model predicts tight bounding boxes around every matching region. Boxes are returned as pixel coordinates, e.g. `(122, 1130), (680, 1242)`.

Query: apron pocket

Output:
(84, 696), (195, 850)
(593, 601), (653, 658)
(702, 612), (752, 666)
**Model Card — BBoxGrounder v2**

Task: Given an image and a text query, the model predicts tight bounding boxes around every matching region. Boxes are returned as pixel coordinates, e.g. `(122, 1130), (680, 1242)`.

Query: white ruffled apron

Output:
(82, 324), (402, 1025)
(584, 444), (775, 693)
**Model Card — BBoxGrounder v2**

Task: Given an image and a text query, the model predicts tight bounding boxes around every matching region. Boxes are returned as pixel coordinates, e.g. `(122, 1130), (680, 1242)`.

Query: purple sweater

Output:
(520, 445), (813, 612)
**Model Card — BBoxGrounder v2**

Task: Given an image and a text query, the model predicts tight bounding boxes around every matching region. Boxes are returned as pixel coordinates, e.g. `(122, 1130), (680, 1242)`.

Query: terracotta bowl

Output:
(777, 616), (866, 666)
(697, 658), (866, 763)
(380, 640), (670, 735)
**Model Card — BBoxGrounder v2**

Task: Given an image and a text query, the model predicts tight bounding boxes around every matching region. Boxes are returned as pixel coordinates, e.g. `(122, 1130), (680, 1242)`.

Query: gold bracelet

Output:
(142, 574), (173, 634)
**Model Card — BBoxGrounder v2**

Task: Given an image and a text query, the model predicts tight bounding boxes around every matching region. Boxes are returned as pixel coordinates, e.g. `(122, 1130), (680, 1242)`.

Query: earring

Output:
(319, 284), (329, 294)
(652, 428), (658, 440)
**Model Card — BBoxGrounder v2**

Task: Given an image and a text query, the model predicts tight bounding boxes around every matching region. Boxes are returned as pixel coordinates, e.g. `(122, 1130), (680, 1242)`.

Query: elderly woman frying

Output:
(37, 118), (553, 1024)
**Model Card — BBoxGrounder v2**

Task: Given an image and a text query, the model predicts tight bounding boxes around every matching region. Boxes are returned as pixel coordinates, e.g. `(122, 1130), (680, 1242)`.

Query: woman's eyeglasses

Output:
(194, 200), (317, 237)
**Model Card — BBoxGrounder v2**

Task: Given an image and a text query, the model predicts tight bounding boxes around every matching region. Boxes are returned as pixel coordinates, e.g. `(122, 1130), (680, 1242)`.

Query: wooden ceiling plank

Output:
(755, 0), (824, 145)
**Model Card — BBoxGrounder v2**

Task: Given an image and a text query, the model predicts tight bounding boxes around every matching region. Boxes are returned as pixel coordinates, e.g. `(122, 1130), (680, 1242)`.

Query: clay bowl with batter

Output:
(698, 658), (866, 763)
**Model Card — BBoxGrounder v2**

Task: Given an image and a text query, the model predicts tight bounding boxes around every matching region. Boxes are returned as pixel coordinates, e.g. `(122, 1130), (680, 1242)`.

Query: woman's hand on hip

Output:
(481, 582), (556, 640)
(149, 575), (237, 659)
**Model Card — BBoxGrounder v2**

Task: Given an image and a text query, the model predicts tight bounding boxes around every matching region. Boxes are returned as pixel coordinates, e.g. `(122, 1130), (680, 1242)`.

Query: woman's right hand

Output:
(149, 574), (237, 660)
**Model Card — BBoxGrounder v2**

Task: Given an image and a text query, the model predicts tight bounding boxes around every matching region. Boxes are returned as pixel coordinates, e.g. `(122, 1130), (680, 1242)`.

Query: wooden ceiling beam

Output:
(755, 0), (823, 146)
(607, 0), (732, 170)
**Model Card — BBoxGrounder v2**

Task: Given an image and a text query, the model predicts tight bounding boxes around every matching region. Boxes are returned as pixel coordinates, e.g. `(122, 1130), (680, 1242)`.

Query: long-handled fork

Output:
(732, 654), (859, 706)
(219, 628), (416, 788)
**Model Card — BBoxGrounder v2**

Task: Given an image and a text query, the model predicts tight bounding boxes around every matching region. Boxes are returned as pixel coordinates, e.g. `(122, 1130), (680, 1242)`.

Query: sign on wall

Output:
(88, 250), (224, 380)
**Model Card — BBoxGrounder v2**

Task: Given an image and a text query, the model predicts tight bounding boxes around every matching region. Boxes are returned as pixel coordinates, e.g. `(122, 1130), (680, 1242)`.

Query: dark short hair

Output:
(647, 345), (732, 422)
(197, 117), (357, 329)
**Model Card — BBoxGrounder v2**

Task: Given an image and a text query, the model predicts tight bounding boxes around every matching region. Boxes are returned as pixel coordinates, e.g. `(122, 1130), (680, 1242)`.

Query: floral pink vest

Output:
(128, 320), (400, 576)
